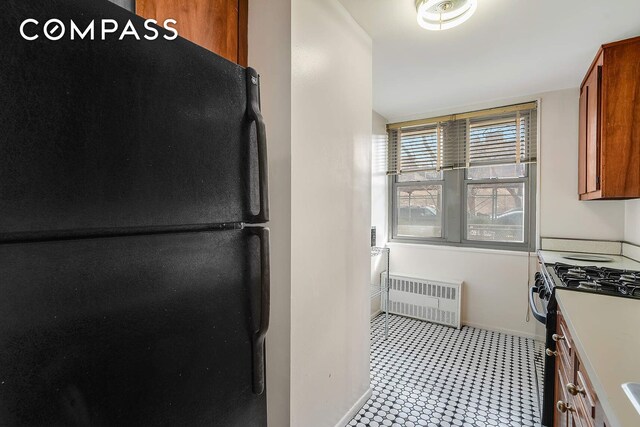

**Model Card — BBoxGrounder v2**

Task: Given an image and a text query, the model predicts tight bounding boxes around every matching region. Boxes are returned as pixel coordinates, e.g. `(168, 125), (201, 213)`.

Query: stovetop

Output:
(550, 262), (640, 298)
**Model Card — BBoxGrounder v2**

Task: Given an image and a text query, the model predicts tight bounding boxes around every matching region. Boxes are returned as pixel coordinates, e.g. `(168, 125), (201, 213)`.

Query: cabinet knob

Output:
(566, 383), (585, 396)
(545, 348), (558, 357)
(556, 400), (575, 413)
(552, 333), (565, 342)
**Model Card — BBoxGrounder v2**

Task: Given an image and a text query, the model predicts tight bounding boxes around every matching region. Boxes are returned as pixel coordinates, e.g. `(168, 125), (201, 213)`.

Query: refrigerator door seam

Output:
(0, 223), (245, 245)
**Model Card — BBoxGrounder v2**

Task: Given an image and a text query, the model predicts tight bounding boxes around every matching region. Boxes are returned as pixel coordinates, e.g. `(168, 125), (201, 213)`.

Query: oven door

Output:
(531, 270), (555, 426)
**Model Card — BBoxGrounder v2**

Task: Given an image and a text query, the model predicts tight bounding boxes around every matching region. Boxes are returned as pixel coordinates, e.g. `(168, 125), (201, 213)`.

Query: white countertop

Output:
(556, 289), (640, 427)
(538, 250), (640, 270)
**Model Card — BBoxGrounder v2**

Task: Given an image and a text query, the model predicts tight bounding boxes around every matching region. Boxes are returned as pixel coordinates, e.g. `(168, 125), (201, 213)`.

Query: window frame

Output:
(389, 165), (536, 252)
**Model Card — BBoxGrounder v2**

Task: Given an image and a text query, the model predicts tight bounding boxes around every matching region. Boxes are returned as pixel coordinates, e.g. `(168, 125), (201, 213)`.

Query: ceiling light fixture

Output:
(416, 0), (478, 31)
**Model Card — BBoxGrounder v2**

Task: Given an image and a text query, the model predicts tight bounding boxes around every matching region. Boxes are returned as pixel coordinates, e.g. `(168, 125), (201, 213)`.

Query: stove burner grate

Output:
(551, 262), (640, 299)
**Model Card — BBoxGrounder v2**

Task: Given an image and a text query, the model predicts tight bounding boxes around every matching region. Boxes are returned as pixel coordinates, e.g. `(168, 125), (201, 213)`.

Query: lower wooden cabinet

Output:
(552, 310), (609, 427)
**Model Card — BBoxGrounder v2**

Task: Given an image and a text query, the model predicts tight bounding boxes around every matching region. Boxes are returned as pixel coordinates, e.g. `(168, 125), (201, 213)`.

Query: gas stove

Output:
(550, 262), (640, 298)
(531, 258), (640, 427)
(530, 261), (640, 327)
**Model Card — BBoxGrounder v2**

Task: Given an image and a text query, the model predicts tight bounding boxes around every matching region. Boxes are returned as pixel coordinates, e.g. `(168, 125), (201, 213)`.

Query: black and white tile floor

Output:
(349, 315), (543, 427)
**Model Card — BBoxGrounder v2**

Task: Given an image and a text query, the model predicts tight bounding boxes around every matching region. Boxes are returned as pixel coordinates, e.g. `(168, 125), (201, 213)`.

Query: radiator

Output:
(382, 273), (462, 329)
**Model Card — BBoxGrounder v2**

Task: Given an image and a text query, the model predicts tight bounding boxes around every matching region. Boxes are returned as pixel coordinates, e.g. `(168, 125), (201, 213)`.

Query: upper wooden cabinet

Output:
(578, 36), (640, 200)
(136, 0), (248, 66)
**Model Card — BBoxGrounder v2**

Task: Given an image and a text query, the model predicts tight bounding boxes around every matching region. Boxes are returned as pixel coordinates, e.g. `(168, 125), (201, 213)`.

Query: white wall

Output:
(381, 88), (627, 338)
(371, 111), (388, 315)
(626, 201), (640, 245)
(290, 0), (372, 426)
(251, 0), (373, 425)
(387, 243), (539, 337)
(371, 111), (388, 247)
(248, 2), (292, 426)
(539, 89), (625, 241)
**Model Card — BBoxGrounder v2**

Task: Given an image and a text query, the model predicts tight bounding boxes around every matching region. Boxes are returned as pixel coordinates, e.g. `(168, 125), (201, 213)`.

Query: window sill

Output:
(386, 240), (537, 257)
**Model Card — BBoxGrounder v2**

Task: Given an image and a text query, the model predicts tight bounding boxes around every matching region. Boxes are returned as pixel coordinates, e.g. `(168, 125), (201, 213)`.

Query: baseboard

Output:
(335, 387), (372, 427)
(370, 308), (382, 319)
(533, 333), (545, 342)
(462, 321), (541, 341)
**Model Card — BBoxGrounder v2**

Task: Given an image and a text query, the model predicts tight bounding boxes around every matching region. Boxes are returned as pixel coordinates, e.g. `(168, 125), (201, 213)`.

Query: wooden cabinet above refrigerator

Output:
(136, 0), (248, 66)
(578, 36), (640, 200)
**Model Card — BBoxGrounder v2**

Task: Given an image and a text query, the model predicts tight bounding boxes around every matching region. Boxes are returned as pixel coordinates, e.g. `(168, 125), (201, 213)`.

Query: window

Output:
(465, 165), (527, 243)
(388, 102), (537, 251)
(396, 177), (443, 238)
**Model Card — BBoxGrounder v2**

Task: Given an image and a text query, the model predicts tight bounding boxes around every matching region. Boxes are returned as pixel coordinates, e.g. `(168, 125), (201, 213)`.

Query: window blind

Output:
(386, 102), (537, 175)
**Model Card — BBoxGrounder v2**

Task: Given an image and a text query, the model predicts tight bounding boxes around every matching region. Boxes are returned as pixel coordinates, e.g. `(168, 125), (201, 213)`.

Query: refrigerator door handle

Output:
(247, 68), (270, 224)
(250, 227), (270, 395)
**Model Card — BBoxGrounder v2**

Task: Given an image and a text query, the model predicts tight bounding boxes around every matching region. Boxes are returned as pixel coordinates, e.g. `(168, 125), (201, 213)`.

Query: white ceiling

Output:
(338, 0), (640, 121)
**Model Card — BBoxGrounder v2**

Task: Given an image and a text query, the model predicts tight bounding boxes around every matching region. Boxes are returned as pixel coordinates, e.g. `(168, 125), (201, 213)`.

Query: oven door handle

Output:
(529, 286), (547, 324)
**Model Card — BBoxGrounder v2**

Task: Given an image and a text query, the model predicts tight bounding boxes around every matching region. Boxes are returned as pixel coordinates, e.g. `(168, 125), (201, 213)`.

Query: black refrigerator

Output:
(0, 0), (270, 425)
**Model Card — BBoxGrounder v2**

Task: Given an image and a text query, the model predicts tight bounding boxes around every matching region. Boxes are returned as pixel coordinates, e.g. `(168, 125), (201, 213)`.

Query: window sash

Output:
(387, 102), (537, 176)
(463, 178), (528, 244)
(393, 179), (445, 241)
(390, 166), (536, 251)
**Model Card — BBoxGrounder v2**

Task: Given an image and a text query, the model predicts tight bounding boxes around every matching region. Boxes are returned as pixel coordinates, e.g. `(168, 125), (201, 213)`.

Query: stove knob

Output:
(538, 287), (547, 299)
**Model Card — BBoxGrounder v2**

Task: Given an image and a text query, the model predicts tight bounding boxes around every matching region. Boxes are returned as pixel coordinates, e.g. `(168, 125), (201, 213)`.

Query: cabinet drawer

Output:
(575, 355), (598, 421)
(557, 314), (573, 370)
(555, 367), (571, 427)
(554, 308), (609, 427)
(559, 366), (593, 427)
(557, 367), (579, 427)
(573, 390), (595, 427)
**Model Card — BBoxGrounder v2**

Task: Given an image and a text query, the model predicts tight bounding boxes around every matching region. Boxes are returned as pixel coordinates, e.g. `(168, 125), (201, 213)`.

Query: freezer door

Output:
(0, 0), (268, 242)
(0, 229), (269, 426)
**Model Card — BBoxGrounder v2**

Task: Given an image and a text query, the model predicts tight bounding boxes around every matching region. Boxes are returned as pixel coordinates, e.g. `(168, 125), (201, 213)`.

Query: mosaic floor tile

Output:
(350, 315), (542, 427)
